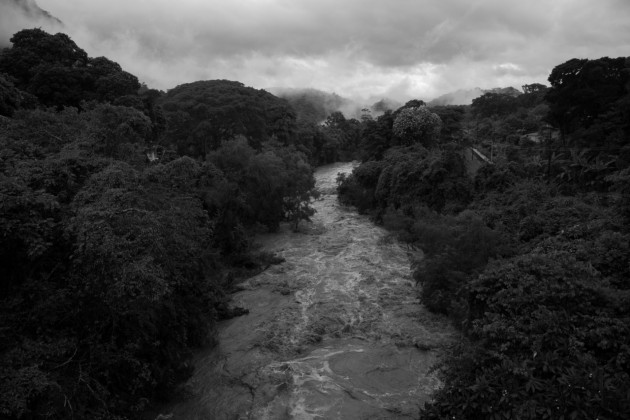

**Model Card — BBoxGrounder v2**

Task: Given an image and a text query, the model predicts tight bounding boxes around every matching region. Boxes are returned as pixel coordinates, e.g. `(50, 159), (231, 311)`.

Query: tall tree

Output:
(392, 106), (442, 147)
(159, 80), (298, 158)
(546, 57), (629, 143)
(0, 29), (139, 108)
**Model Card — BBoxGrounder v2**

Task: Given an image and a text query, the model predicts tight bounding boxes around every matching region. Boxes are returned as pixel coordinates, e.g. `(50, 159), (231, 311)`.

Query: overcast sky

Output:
(20, 0), (630, 101)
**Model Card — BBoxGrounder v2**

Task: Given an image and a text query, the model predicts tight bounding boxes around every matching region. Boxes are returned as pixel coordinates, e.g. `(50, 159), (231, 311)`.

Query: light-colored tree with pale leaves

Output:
(393, 106), (442, 147)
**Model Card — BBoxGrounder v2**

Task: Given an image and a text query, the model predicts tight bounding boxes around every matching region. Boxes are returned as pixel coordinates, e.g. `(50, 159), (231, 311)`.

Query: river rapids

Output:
(168, 162), (455, 419)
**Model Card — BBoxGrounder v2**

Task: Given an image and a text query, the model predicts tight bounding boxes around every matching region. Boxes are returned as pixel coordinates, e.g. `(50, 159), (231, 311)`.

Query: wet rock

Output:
(415, 343), (433, 351)
(231, 282), (250, 292)
(277, 287), (292, 295)
(219, 305), (250, 320)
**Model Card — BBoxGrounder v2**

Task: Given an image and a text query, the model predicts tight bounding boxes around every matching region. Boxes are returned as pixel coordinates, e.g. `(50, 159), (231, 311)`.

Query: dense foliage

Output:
(272, 88), (406, 165)
(338, 56), (630, 419)
(0, 29), (140, 110)
(158, 80), (298, 156)
(392, 106), (442, 147)
(0, 29), (321, 419)
(4, 25), (629, 419)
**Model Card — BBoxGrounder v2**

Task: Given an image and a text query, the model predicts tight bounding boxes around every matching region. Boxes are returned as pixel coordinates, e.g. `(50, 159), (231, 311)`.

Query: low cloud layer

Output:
(8, 0), (630, 102)
(0, 0), (63, 47)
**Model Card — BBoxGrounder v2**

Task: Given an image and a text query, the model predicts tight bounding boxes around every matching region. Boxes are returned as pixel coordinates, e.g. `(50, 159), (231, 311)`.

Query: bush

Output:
(414, 211), (511, 320)
(423, 251), (630, 419)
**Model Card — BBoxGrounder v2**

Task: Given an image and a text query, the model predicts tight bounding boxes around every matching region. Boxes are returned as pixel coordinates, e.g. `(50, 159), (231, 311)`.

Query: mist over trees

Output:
(338, 55), (630, 419)
(0, 0), (62, 47)
(272, 87), (401, 124)
(1, 25), (629, 420)
(271, 87), (352, 124)
(0, 29), (322, 419)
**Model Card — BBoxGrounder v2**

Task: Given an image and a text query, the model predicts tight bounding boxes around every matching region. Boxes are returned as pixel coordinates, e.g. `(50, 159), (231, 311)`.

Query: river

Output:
(167, 162), (455, 419)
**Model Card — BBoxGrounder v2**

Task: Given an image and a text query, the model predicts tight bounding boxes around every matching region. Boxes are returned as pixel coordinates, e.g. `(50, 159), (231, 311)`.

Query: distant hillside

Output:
(485, 86), (522, 96)
(428, 86), (521, 106)
(369, 97), (401, 114)
(0, 0), (62, 46)
(270, 87), (355, 124)
(271, 87), (403, 124)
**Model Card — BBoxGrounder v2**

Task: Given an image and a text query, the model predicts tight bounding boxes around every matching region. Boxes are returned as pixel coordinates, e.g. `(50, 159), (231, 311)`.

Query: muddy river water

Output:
(168, 162), (455, 419)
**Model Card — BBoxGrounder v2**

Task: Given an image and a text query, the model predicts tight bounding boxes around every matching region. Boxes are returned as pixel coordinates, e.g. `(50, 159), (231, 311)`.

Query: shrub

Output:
(423, 251), (630, 419)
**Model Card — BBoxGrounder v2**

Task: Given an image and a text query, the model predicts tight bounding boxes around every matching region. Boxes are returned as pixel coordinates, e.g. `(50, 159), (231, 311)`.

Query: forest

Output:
(0, 29), (335, 419)
(338, 57), (630, 419)
(0, 28), (628, 419)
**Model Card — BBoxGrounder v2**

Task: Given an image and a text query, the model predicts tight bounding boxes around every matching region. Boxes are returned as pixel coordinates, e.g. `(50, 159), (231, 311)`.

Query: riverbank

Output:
(163, 162), (455, 419)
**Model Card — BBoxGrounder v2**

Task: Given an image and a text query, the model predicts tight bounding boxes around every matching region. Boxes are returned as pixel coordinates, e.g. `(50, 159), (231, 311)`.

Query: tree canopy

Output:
(546, 57), (630, 142)
(0, 28), (140, 109)
(0, 29), (322, 420)
(392, 106), (442, 146)
(337, 54), (630, 420)
(2, 25), (629, 420)
(158, 80), (298, 157)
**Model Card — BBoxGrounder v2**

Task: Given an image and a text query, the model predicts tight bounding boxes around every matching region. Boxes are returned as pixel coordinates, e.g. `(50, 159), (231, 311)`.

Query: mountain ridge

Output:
(0, 0), (63, 47)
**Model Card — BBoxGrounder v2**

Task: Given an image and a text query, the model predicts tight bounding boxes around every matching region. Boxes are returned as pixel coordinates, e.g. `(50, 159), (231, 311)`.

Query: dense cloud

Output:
(8, 0), (630, 101)
(0, 0), (62, 46)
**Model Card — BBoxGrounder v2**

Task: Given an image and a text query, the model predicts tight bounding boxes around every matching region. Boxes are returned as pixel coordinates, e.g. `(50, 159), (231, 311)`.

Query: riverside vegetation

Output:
(337, 58), (630, 419)
(0, 29), (325, 419)
(1, 28), (628, 419)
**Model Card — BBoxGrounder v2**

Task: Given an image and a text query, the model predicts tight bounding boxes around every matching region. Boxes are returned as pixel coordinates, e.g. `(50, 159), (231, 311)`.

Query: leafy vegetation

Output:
(0, 29), (139, 110)
(0, 29), (321, 419)
(338, 56), (630, 419)
(392, 106), (442, 147)
(3, 24), (629, 420)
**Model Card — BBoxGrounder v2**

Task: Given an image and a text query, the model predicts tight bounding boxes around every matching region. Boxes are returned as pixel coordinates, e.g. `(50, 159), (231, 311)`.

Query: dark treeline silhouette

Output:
(2, 26), (629, 420)
(0, 29), (328, 419)
(338, 57), (630, 419)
